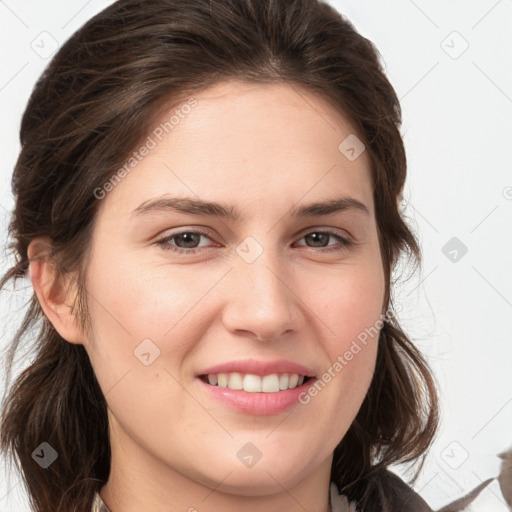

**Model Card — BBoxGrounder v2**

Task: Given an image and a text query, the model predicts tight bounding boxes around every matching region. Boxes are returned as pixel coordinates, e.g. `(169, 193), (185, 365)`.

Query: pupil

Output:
(307, 233), (328, 247)
(177, 233), (199, 248)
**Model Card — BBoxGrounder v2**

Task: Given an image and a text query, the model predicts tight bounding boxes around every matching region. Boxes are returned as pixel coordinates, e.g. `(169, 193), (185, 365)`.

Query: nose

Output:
(221, 248), (303, 342)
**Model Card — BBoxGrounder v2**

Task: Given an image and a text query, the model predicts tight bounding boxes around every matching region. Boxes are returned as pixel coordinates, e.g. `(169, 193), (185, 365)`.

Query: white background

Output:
(1, 1), (511, 510)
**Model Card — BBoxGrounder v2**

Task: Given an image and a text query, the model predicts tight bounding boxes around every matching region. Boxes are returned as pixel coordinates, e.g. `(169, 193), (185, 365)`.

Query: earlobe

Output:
(27, 237), (84, 345)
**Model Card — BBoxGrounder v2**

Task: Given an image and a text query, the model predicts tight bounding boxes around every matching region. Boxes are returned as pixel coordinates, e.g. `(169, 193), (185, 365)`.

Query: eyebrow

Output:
(131, 195), (370, 220)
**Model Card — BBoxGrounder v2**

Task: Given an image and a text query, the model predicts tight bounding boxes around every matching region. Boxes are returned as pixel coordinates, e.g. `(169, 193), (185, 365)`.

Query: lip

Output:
(197, 358), (316, 378)
(196, 358), (317, 416)
(197, 377), (316, 416)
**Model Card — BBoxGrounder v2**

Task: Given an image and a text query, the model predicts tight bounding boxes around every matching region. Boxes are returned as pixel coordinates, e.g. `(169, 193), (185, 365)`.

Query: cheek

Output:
(85, 248), (215, 341)
(81, 247), (235, 412)
(309, 257), (385, 352)
(302, 257), (383, 408)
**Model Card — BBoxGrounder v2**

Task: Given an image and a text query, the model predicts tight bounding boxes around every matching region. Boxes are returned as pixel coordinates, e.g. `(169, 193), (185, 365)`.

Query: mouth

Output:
(196, 358), (317, 415)
(198, 372), (313, 392)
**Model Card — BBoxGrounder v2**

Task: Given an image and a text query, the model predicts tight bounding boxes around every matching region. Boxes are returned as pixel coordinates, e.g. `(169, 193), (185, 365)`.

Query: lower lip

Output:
(197, 378), (316, 416)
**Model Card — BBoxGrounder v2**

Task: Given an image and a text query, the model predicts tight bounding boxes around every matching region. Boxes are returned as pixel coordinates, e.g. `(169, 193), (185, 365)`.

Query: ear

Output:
(27, 237), (84, 345)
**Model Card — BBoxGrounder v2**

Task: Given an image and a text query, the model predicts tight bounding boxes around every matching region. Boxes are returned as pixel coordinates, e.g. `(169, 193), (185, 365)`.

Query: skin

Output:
(29, 80), (385, 512)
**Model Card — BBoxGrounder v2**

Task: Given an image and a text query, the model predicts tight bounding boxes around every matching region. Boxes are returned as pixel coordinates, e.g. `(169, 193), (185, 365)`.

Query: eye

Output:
(155, 228), (353, 255)
(295, 230), (353, 252)
(156, 229), (215, 254)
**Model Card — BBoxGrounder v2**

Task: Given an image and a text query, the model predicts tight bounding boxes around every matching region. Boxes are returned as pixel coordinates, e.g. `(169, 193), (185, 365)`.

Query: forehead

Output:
(96, 80), (374, 220)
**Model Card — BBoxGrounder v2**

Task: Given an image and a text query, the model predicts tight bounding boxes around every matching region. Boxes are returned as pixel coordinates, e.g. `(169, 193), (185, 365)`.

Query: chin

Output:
(189, 445), (318, 497)
(205, 465), (310, 497)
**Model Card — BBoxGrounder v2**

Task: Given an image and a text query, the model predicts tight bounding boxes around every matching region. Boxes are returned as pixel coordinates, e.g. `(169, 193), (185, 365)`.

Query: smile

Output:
(199, 372), (310, 392)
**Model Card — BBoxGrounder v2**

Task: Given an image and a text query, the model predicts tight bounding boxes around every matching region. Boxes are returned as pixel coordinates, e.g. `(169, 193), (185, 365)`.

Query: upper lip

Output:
(198, 358), (316, 377)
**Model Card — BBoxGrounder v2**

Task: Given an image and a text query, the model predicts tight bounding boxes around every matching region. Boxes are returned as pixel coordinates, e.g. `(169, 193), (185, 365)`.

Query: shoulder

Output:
(375, 468), (495, 512)
(91, 492), (111, 512)
(330, 469), (432, 512)
(378, 468), (433, 511)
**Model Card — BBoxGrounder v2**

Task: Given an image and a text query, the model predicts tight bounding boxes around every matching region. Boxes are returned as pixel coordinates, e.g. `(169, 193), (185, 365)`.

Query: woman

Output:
(0, 1), (495, 511)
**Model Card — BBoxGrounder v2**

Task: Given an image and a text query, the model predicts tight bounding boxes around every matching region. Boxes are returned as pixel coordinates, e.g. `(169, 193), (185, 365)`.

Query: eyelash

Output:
(155, 228), (354, 254)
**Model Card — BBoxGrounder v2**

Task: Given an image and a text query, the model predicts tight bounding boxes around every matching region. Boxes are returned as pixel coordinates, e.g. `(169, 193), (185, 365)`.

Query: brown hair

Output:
(0, 1), (439, 511)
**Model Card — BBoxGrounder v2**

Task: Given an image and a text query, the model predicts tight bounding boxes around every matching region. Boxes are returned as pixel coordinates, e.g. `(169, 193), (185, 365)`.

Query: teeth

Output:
(243, 374), (262, 392)
(262, 374), (280, 392)
(228, 372), (243, 390)
(218, 373), (228, 388)
(205, 372), (307, 392)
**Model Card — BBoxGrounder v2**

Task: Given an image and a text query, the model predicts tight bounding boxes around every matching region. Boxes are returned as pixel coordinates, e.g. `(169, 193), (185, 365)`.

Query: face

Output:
(81, 80), (385, 496)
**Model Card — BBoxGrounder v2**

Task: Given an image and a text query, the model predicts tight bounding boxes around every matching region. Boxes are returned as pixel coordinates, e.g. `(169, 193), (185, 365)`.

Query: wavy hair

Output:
(0, 1), (439, 510)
